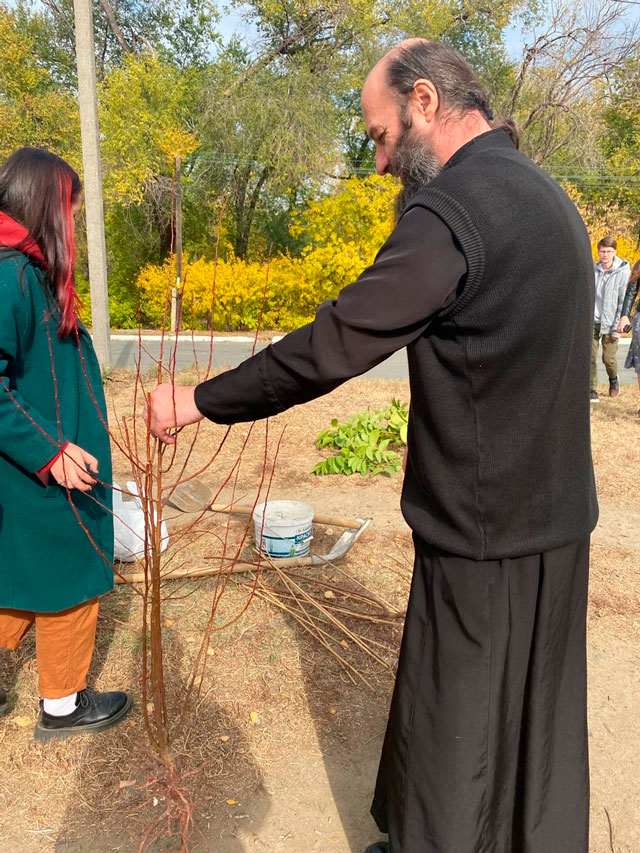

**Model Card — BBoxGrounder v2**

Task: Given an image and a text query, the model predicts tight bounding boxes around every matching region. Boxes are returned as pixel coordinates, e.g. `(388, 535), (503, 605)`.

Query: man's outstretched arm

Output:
(147, 207), (467, 443)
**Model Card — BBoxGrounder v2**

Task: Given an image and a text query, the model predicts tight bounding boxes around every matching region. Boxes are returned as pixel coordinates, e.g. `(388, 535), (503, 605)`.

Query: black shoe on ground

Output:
(590, 389), (599, 403)
(34, 688), (133, 742)
(365, 844), (390, 853)
(609, 376), (620, 397)
(0, 688), (9, 717)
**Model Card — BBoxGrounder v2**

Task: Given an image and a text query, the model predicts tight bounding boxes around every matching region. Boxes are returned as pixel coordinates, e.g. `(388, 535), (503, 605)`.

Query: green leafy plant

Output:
(312, 399), (409, 476)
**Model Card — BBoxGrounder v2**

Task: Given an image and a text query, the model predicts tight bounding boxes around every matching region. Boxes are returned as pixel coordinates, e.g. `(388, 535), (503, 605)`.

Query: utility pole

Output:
(171, 155), (183, 333)
(73, 0), (112, 368)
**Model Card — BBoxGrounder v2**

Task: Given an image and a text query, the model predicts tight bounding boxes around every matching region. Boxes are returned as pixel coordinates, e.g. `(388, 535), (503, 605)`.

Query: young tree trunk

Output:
(232, 164), (270, 259)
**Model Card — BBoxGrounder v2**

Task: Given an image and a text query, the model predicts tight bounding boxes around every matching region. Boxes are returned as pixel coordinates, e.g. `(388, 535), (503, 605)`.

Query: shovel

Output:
(165, 479), (367, 530)
(163, 478), (372, 566)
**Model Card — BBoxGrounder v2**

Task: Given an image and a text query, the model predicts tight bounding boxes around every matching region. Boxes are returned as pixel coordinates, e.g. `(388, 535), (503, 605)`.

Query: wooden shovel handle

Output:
(209, 503), (364, 529)
(114, 559), (310, 584)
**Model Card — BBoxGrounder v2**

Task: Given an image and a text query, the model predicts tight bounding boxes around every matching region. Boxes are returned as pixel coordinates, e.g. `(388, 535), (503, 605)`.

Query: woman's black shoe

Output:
(0, 688), (9, 717)
(34, 687), (133, 742)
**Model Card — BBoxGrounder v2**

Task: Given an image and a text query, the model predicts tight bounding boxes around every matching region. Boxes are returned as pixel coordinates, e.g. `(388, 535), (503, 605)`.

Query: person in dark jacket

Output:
(147, 39), (597, 853)
(0, 148), (132, 740)
(618, 258), (640, 414)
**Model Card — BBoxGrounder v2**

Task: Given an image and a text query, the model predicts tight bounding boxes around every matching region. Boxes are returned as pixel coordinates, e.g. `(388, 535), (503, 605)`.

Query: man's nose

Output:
(375, 149), (390, 175)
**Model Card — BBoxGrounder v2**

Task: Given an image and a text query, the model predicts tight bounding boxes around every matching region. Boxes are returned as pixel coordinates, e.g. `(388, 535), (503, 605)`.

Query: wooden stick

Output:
(114, 559), (306, 584)
(208, 503), (365, 529)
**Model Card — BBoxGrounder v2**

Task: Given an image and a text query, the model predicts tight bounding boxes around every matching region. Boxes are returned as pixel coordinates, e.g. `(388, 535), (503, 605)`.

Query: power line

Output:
(186, 155), (640, 180)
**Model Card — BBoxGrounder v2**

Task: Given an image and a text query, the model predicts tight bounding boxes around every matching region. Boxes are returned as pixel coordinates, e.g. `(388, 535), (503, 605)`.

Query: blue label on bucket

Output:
(259, 532), (311, 558)
(253, 499), (314, 559)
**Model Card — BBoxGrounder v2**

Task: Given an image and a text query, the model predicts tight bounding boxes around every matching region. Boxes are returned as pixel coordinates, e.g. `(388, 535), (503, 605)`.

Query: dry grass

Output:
(589, 382), (640, 501)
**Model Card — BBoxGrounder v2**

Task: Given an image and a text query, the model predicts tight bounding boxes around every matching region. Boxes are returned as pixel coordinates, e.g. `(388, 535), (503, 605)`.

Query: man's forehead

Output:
(362, 62), (397, 130)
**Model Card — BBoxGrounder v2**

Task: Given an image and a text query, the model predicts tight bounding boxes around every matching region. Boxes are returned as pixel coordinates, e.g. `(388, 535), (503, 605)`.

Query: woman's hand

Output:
(50, 443), (99, 492)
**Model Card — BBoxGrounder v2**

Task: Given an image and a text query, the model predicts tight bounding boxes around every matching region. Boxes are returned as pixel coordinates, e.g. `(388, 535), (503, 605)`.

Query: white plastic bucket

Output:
(253, 500), (314, 558)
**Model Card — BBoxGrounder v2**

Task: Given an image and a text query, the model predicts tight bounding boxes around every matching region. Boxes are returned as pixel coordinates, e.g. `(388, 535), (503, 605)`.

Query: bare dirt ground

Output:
(0, 372), (638, 852)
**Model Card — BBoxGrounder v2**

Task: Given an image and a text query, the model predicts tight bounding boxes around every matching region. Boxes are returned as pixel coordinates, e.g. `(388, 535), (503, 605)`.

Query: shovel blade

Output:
(165, 480), (213, 513)
(313, 517), (372, 564)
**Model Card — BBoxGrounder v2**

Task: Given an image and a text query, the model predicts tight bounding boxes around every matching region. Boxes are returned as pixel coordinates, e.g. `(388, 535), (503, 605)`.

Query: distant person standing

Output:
(591, 236), (630, 402)
(618, 259), (640, 414)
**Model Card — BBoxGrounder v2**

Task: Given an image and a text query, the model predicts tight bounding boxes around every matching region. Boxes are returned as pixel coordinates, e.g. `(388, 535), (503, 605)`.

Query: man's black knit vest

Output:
(401, 129), (598, 559)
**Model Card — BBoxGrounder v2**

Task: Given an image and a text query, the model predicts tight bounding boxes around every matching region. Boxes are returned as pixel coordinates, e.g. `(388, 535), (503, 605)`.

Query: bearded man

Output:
(147, 39), (597, 853)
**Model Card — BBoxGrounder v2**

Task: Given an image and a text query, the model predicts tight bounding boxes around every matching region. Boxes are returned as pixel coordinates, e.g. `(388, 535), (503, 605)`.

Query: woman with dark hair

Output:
(618, 258), (640, 414)
(0, 147), (132, 740)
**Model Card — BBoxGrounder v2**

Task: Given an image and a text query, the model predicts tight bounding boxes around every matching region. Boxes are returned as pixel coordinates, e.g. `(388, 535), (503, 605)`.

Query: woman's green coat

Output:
(0, 252), (114, 612)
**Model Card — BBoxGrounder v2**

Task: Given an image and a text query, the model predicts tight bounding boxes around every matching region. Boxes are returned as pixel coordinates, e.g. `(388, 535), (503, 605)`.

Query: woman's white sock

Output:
(42, 693), (78, 716)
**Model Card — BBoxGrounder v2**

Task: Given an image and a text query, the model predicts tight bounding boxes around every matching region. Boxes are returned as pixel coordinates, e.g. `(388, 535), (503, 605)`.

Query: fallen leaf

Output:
(226, 799), (237, 805)
(13, 716), (32, 728)
(119, 780), (136, 789)
(33, 814), (45, 821)
(128, 720), (137, 727)
(164, 619), (174, 628)
(146, 702), (154, 713)
(329, 708), (337, 715)
(219, 735), (230, 742)
(206, 648), (216, 656)
(193, 676), (202, 687)
(324, 590), (335, 600)
(249, 711), (259, 725)
(340, 640), (349, 649)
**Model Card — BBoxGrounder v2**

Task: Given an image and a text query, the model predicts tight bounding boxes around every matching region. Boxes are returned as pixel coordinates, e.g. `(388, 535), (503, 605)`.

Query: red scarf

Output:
(0, 211), (47, 267)
(0, 211), (78, 336)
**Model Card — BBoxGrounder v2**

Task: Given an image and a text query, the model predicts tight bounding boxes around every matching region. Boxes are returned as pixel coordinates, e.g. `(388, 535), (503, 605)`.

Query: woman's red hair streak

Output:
(56, 172), (81, 338)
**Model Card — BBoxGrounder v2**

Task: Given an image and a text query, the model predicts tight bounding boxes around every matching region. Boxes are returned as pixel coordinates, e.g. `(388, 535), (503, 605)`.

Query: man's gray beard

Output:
(391, 127), (442, 221)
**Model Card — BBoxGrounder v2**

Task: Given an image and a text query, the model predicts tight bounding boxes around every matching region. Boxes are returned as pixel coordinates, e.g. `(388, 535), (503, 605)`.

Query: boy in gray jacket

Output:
(592, 236), (630, 401)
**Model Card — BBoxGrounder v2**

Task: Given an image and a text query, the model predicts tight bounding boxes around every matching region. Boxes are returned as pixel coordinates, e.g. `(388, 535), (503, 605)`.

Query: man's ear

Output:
(410, 79), (439, 125)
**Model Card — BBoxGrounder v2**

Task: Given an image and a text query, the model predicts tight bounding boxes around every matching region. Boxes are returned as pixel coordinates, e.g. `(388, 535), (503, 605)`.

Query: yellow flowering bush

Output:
(135, 175), (397, 330)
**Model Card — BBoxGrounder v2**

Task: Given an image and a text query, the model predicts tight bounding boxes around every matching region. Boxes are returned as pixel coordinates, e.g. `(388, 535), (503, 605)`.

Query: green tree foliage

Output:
(195, 41), (346, 259)
(595, 56), (640, 227)
(96, 53), (200, 321)
(0, 5), (79, 161)
(12, 0), (219, 86)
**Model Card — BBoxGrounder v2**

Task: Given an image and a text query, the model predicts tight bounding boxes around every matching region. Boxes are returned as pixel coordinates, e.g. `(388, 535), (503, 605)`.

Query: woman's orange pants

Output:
(0, 599), (99, 699)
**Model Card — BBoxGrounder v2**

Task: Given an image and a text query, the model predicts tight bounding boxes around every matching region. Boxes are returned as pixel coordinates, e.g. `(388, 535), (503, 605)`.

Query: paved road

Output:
(110, 335), (411, 379)
(109, 334), (637, 385)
